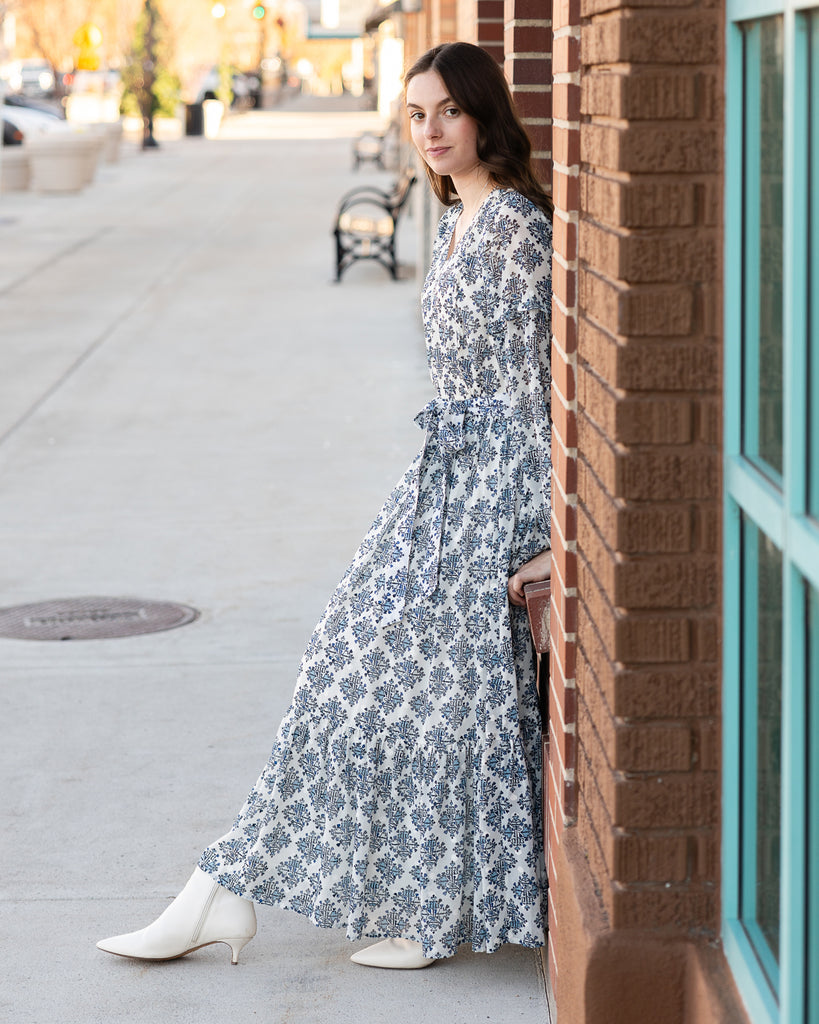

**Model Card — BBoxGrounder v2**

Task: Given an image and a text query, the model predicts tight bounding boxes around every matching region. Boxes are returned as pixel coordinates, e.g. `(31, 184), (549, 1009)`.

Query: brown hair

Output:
(404, 42), (553, 216)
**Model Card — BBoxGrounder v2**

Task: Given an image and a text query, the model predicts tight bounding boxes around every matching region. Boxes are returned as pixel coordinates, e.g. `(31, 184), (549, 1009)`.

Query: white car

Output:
(2, 104), (73, 143)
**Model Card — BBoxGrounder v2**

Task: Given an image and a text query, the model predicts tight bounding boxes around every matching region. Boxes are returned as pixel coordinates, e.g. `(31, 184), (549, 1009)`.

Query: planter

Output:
(92, 120), (124, 163)
(26, 132), (101, 193)
(77, 131), (105, 186)
(203, 99), (224, 139)
(0, 148), (31, 192)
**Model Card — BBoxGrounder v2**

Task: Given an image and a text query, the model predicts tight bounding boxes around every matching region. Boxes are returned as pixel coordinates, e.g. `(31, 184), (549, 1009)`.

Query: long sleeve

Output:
(482, 196), (553, 538)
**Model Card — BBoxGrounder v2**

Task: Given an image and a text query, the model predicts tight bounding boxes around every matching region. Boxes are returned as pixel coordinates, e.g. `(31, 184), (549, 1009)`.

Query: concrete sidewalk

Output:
(0, 107), (551, 1024)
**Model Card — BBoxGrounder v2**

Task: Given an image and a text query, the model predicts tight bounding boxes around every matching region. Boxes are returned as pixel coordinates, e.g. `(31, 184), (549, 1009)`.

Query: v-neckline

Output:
(445, 189), (497, 262)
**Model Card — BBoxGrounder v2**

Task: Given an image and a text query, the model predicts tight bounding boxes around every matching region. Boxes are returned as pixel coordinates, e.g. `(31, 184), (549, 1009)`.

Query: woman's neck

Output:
(452, 169), (495, 221)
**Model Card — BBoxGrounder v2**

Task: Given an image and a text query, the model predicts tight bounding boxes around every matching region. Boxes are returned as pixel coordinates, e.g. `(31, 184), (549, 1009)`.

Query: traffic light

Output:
(252, 4), (266, 17)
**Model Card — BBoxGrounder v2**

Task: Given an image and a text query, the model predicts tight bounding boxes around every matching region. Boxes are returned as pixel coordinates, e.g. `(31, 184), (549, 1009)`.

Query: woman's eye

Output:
(409, 111), (423, 121)
(445, 107), (460, 117)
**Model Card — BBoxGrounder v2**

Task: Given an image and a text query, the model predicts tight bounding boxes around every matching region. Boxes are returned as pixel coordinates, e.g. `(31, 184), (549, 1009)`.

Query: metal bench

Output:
(333, 169), (416, 282)
(352, 121), (399, 170)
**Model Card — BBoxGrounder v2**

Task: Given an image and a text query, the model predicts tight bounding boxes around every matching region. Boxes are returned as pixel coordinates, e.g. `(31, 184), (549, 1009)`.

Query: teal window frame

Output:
(723, 2), (819, 1023)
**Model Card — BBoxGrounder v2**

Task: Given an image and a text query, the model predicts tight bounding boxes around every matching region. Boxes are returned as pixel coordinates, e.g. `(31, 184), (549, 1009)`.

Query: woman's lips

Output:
(426, 147), (450, 157)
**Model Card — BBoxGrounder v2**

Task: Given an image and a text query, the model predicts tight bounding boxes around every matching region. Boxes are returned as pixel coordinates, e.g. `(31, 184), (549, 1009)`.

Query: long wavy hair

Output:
(404, 42), (553, 216)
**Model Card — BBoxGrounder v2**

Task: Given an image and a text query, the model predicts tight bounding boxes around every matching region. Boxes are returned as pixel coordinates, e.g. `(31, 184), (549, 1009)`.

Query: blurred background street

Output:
(0, 106), (551, 1023)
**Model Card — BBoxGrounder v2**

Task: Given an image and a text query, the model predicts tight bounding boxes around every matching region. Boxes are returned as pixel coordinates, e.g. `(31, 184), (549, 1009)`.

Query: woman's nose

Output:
(424, 116), (441, 138)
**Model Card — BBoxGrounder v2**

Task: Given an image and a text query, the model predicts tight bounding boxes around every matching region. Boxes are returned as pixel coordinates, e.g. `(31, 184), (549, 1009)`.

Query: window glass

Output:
(810, 13), (819, 518)
(808, 581), (819, 1021)
(742, 17), (784, 479)
(741, 513), (783, 967)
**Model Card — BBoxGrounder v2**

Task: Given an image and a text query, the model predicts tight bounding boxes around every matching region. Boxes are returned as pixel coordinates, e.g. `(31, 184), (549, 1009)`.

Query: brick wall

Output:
(476, 0), (505, 62)
(572, 0), (723, 939)
(547, 0), (580, 992)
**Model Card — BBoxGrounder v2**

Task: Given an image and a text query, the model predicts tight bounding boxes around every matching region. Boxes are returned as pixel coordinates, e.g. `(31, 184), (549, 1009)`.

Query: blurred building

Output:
(372, 2), (818, 1023)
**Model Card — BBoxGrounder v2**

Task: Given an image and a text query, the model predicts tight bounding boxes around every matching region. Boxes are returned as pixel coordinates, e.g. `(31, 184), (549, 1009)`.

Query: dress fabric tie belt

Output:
(378, 395), (512, 623)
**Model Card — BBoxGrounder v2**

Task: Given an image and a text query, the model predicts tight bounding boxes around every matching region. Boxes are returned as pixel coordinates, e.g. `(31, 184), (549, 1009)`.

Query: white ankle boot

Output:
(350, 938), (436, 969)
(97, 867), (257, 964)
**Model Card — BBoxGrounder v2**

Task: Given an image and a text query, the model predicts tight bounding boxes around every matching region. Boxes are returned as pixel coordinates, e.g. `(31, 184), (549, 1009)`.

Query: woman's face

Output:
(406, 69), (481, 183)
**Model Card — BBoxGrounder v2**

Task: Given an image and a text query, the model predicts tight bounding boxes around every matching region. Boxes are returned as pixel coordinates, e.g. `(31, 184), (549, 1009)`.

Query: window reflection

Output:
(742, 17), (784, 478)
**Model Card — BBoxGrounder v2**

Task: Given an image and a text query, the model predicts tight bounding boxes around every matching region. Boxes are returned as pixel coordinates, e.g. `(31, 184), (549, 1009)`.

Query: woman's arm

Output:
(507, 549), (552, 607)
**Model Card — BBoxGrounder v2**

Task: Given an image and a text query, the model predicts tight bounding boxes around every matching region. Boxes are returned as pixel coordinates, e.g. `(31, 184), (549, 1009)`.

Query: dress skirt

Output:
(199, 396), (549, 960)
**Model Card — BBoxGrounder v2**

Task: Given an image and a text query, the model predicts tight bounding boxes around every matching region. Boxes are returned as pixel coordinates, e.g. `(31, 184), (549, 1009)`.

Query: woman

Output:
(97, 41), (553, 971)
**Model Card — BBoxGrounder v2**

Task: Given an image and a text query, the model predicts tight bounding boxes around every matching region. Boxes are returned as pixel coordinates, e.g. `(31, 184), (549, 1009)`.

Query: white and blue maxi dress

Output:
(200, 188), (553, 960)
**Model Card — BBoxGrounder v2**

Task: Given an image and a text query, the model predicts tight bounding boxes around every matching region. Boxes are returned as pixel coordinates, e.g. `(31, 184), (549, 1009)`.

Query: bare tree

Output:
(11, 0), (142, 75)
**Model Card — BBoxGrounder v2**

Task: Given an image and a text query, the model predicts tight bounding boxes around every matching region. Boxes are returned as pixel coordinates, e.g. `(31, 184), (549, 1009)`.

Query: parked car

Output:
(3, 117), (23, 146)
(1, 105), (72, 144)
(4, 93), (66, 119)
(7, 59), (57, 98)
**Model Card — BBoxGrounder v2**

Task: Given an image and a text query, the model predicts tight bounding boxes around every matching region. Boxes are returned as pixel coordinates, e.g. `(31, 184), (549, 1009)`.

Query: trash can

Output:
(185, 102), (204, 136)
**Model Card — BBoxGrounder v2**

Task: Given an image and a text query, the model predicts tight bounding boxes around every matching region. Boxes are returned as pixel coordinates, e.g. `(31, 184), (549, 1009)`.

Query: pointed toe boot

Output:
(97, 867), (256, 965)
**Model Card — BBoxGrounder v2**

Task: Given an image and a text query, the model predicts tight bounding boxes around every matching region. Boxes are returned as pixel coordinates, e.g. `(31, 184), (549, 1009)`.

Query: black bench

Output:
(352, 121), (399, 170)
(333, 169), (416, 282)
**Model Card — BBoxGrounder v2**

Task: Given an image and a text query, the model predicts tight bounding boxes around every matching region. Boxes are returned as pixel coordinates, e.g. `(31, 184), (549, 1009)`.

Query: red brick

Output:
(580, 270), (695, 337)
(579, 460), (692, 554)
(554, 581), (579, 634)
(550, 713), (577, 774)
(578, 315), (720, 391)
(553, 213), (577, 261)
(524, 121), (551, 154)
(477, 0), (504, 16)
(553, 33), (579, 74)
(614, 774), (717, 829)
(551, 345), (576, 402)
(615, 723), (693, 772)
(480, 40), (505, 64)
(552, 482), (578, 541)
(552, 81), (580, 122)
(506, 0), (552, 17)
(581, 122), (720, 175)
(611, 885), (717, 931)
(583, 71), (699, 120)
(694, 832), (719, 882)
(582, 13), (720, 66)
(614, 612), (692, 663)
(553, 123), (581, 166)
(612, 665), (718, 719)
(582, 0), (700, 13)
(508, 56), (551, 85)
(505, 22), (552, 52)
(551, 525), (578, 590)
(532, 155), (552, 181)
(552, 259), (577, 308)
(514, 89), (552, 121)
(553, 167), (580, 211)
(478, 18), (504, 42)
(553, 0), (581, 30)
(581, 172), (697, 229)
(578, 362), (694, 445)
(551, 387), (578, 448)
(579, 220), (719, 285)
(552, 299), (578, 352)
(551, 628), (578, 682)
(613, 831), (689, 883)
(697, 720), (719, 772)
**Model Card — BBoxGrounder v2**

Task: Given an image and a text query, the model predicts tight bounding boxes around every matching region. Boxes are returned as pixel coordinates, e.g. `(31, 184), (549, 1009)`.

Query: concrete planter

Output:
(92, 120), (124, 163)
(26, 132), (101, 193)
(203, 99), (224, 139)
(0, 148), (31, 192)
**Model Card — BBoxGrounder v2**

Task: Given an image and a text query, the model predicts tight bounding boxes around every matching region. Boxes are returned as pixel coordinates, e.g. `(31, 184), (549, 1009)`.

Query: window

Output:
(723, 3), (819, 1022)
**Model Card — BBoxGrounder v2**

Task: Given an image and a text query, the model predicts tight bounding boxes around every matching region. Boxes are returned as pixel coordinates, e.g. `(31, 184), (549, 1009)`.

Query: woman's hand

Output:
(507, 550), (552, 607)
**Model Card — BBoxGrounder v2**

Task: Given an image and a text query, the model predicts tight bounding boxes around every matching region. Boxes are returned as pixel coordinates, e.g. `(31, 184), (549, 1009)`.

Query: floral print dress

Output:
(200, 188), (553, 960)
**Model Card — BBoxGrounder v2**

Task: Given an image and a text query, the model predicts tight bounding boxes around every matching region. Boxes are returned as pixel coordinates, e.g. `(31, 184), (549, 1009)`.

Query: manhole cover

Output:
(0, 597), (199, 641)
